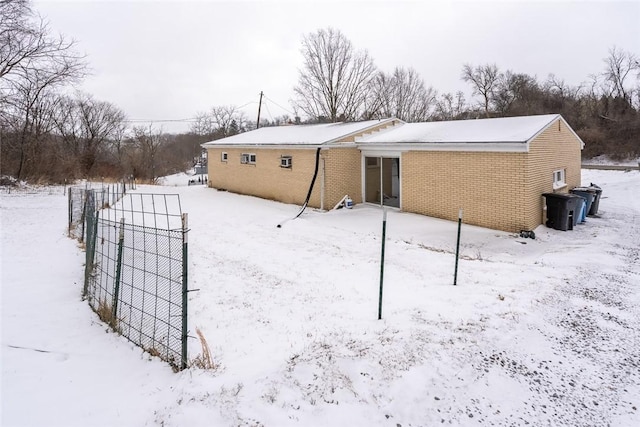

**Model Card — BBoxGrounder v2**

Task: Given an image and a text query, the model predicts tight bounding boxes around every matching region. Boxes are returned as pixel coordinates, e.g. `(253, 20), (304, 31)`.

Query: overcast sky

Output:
(34, 0), (640, 133)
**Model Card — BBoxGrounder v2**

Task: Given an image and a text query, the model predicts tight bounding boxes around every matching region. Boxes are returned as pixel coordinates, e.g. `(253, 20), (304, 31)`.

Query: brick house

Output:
(202, 114), (584, 232)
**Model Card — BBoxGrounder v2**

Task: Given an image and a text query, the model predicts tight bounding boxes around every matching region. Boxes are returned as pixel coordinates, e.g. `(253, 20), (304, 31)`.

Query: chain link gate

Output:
(78, 189), (188, 371)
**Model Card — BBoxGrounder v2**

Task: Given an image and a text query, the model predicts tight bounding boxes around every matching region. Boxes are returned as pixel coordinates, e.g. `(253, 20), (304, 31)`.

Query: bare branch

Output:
(293, 27), (377, 122)
(461, 63), (500, 117)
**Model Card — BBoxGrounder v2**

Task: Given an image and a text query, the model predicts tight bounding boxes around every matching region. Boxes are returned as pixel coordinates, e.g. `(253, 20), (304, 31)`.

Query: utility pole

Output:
(256, 91), (263, 129)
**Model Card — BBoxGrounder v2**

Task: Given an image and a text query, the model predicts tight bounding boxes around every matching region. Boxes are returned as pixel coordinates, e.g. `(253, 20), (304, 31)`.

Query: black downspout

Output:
(277, 147), (321, 227)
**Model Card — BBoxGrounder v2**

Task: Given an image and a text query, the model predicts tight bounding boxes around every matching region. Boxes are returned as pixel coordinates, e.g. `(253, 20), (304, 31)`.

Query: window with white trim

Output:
(280, 155), (292, 168)
(241, 153), (256, 164)
(553, 169), (566, 189)
(221, 152), (228, 162)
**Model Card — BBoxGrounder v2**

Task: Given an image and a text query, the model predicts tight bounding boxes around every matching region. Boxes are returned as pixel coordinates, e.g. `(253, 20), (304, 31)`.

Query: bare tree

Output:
(0, 0), (85, 88)
(434, 91), (468, 121)
(366, 67), (436, 122)
(602, 46), (639, 102)
(190, 105), (248, 138)
(461, 63), (500, 117)
(545, 74), (583, 100)
(492, 71), (542, 116)
(1, 82), (60, 178)
(0, 0), (86, 179)
(293, 27), (377, 122)
(8, 64), (81, 178)
(394, 67), (436, 121)
(131, 124), (166, 181)
(363, 71), (393, 120)
(53, 92), (126, 176)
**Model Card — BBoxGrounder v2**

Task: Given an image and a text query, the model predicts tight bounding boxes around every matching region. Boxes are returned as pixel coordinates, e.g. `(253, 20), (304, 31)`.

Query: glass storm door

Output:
(364, 156), (400, 208)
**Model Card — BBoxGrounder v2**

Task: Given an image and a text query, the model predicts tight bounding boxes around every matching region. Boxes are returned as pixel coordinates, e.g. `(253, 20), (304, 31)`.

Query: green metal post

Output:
(68, 189), (72, 236)
(454, 209), (463, 286)
(83, 210), (99, 297)
(378, 209), (387, 320)
(112, 218), (125, 328)
(181, 213), (189, 370)
(80, 191), (88, 243)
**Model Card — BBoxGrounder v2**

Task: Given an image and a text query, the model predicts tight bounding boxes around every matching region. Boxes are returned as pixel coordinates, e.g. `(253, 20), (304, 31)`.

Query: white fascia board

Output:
(203, 144), (324, 150)
(357, 142), (529, 153)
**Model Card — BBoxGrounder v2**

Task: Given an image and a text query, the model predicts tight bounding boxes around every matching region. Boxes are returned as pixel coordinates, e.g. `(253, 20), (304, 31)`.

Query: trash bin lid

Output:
(542, 193), (573, 199)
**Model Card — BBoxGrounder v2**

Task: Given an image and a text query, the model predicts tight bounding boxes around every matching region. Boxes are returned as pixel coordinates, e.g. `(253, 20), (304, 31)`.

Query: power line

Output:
(263, 94), (296, 116)
(263, 101), (274, 122)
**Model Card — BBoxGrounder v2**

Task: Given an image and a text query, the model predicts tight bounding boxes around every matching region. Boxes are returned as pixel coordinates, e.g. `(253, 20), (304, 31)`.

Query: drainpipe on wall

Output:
(320, 156), (325, 211)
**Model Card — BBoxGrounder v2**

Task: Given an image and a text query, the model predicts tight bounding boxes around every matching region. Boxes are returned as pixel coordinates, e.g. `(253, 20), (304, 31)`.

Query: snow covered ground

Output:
(2, 169), (639, 426)
(583, 155), (640, 167)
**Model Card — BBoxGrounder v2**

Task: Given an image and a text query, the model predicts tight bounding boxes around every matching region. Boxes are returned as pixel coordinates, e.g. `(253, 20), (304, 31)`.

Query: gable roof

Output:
(358, 114), (568, 144)
(202, 118), (397, 147)
(201, 114), (584, 151)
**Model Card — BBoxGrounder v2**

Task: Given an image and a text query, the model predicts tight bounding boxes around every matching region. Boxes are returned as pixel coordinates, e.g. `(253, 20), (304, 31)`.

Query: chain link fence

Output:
(68, 179), (135, 241)
(76, 186), (188, 371)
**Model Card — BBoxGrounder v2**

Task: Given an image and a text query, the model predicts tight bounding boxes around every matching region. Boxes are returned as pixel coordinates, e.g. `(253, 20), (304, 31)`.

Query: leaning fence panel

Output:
(81, 191), (187, 371)
(115, 221), (184, 368)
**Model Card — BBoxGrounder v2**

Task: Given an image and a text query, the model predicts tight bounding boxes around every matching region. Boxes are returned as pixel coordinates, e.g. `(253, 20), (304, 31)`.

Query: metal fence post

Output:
(83, 209), (99, 298)
(181, 213), (189, 370)
(80, 190), (88, 243)
(378, 209), (387, 320)
(111, 218), (125, 329)
(68, 188), (72, 236)
(453, 209), (463, 286)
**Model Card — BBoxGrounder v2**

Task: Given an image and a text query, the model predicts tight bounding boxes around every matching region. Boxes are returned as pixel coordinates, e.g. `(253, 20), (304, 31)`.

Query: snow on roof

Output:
(202, 119), (393, 146)
(360, 114), (561, 144)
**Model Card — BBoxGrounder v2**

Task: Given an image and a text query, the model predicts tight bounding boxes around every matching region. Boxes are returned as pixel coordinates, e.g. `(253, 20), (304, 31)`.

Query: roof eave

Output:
(357, 141), (529, 153)
(202, 143), (325, 150)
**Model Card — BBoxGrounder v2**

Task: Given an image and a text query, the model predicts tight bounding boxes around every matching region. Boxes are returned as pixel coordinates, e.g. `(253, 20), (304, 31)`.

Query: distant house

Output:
(202, 114), (584, 232)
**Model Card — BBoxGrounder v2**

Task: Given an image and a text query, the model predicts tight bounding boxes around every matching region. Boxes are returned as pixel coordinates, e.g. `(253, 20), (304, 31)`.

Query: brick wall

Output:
(401, 151), (528, 232)
(524, 118), (583, 228)
(206, 146), (364, 210)
(400, 118), (583, 233)
(205, 118), (582, 233)
(205, 120), (397, 210)
(206, 147), (322, 206)
(322, 147), (362, 208)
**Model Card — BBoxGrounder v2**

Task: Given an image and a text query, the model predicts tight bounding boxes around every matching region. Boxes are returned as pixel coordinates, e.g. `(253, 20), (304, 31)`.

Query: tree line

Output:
(1, 2), (638, 184)
(292, 28), (639, 160)
(0, 0), (206, 183)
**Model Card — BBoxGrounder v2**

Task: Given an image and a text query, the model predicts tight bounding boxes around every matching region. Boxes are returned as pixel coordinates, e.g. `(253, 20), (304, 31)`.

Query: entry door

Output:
(364, 156), (400, 208)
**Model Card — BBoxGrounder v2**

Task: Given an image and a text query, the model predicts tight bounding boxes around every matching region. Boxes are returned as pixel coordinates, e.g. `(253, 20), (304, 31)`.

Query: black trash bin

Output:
(543, 193), (580, 231)
(570, 187), (596, 221)
(588, 183), (602, 216)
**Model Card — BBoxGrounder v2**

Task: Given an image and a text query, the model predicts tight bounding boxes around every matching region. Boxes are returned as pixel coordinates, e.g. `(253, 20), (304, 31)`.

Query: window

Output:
(280, 155), (292, 168)
(241, 153), (256, 164)
(221, 152), (228, 162)
(366, 157), (380, 168)
(553, 169), (566, 189)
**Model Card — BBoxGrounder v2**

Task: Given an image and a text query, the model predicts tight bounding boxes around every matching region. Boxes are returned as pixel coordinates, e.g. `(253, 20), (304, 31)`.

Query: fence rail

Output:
(74, 185), (188, 371)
